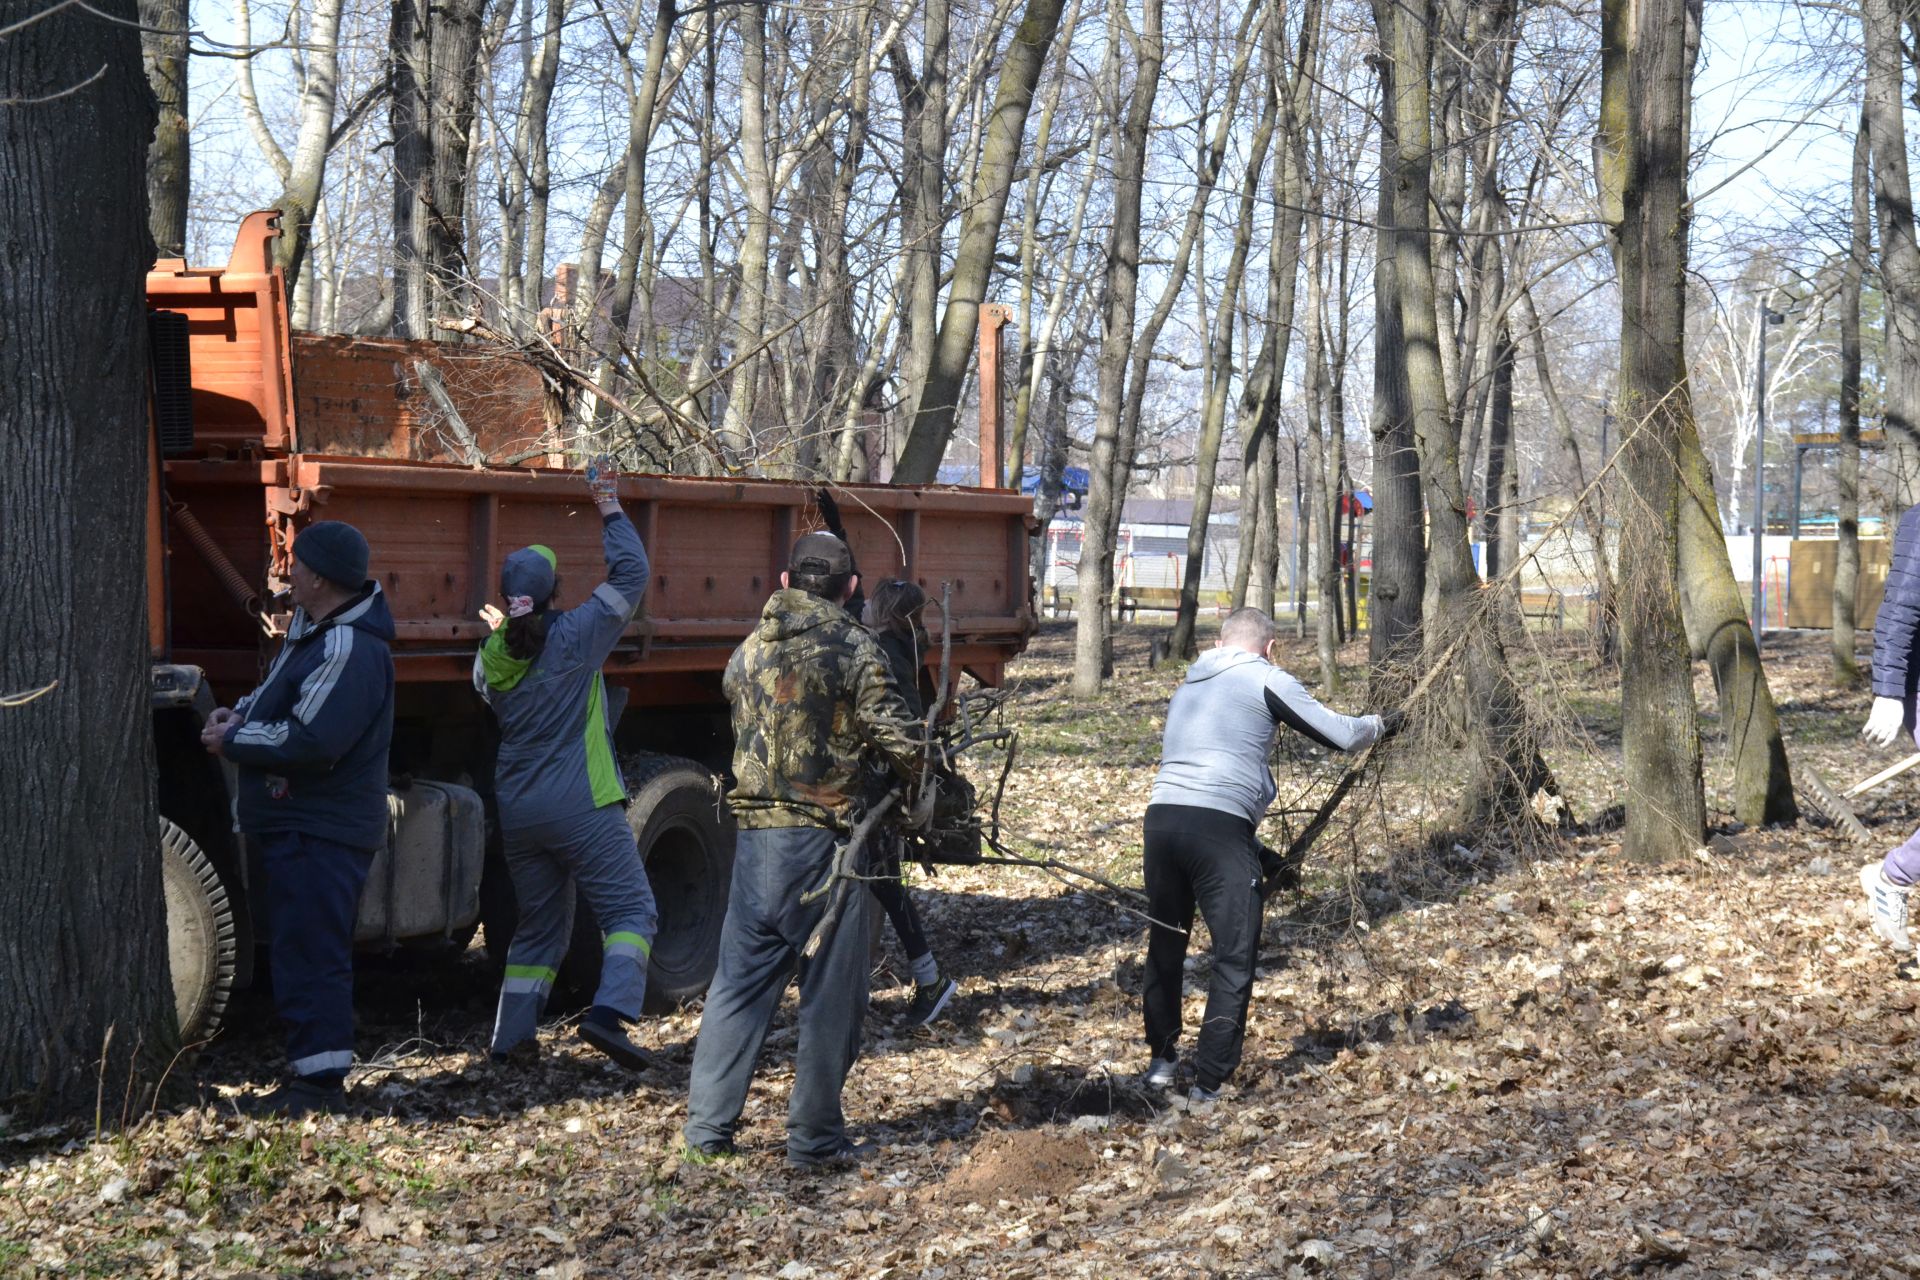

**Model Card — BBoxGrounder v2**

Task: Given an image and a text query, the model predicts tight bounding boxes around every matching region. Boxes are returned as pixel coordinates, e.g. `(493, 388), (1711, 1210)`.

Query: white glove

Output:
(1863, 696), (1909, 748)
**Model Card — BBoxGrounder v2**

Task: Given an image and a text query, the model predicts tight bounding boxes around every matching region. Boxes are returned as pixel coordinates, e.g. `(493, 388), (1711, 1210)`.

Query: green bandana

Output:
(480, 629), (535, 692)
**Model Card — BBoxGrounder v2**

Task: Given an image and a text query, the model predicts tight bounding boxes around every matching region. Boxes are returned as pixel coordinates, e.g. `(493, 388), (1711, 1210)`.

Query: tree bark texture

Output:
(1, 0), (176, 1117)
(272, 0), (347, 286)
(1673, 416), (1798, 825)
(889, 0), (949, 427)
(1835, 118), (1869, 687)
(893, 0), (1068, 483)
(1364, 28), (1424, 691)
(139, 0), (188, 258)
(1863, 0), (1920, 504)
(1071, 0), (1163, 698)
(1609, 0), (1707, 860)
(1386, 0), (1546, 825)
(392, 0), (490, 339)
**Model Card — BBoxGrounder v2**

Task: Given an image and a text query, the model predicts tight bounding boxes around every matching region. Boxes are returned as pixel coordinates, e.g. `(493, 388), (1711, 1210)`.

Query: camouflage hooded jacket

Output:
(723, 588), (924, 829)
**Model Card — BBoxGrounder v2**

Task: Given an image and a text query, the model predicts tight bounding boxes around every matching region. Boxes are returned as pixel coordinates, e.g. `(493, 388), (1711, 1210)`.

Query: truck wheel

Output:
(627, 755), (736, 1011)
(161, 818), (237, 1044)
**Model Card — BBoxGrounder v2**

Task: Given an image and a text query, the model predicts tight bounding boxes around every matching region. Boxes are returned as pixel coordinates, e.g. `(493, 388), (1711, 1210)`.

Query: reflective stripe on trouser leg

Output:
(491, 817), (580, 1053)
(492, 963), (558, 1051)
(561, 805), (658, 1022)
(261, 832), (375, 1084)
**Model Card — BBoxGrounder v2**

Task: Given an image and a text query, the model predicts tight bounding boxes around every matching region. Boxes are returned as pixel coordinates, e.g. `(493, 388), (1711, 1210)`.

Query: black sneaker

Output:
(489, 1039), (541, 1067)
(906, 977), (959, 1027)
(787, 1138), (877, 1170)
(578, 1019), (650, 1071)
(238, 1076), (348, 1119)
(684, 1138), (739, 1164)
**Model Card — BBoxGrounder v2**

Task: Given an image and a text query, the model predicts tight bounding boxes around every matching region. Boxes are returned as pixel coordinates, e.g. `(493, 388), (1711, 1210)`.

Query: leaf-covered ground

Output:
(8, 620), (1920, 1278)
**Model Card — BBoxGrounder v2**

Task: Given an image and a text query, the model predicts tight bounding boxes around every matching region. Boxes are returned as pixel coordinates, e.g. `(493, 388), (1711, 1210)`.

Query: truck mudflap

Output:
(355, 780), (486, 946)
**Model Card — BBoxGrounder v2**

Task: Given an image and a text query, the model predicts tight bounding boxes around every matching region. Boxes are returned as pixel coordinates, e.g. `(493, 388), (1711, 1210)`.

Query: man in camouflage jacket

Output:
(685, 532), (922, 1168)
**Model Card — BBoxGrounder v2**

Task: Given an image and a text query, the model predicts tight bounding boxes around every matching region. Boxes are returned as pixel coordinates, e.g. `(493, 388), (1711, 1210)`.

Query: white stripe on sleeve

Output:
(293, 626), (355, 723)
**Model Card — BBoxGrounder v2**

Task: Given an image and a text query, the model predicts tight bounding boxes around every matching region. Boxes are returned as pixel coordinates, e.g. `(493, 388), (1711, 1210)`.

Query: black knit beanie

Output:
(294, 521), (370, 590)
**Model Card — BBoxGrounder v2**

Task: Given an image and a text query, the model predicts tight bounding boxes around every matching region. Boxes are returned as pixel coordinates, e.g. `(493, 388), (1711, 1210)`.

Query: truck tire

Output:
(627, 755), (736, 1011)
(548, 755), (737, 1012)
(161, 817), (237, 1044)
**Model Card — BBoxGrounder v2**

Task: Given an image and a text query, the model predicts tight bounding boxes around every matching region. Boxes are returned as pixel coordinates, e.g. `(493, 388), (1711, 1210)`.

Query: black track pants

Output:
(1141, 803), (1264, 1091)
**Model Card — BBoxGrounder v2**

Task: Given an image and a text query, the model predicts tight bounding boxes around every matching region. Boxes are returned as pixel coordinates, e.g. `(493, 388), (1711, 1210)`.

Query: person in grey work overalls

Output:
(475, 464), (658, 1069)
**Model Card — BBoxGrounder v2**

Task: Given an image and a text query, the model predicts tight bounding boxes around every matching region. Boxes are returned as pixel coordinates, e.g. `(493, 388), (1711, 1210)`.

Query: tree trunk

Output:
(139, 0), (188, 258)
(893, 0), (1069, 482)
(1307, 221), (1341, 692)
(1480, 328), (1515, 579)
(1170, 58), (1277, 658)
(1835, 117), (1869, 687)
(1071, 0), (1163, 698)
(1674, 418), (1798, 824)
(1097, 7), (1257, 565)
(1365, 21), (1424, 690)
(716, 2), (772, 460)
(392, 0), (490, 339)
(1, 0), (176, 1118)
(1517, 285), (1616, 662)
(889, 0), (949, 426)
(606, 0), (682, 378)
(1866, 0), (1920, 503)
(274, 0), (347, 286)
(1007, 0), (1085, 476)
(1388, 0), (1547, 824)
(1607, 0), (1707, 860)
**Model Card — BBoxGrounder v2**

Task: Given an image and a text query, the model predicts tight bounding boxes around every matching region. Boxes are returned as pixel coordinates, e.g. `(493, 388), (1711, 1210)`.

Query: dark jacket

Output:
(723, 589), (922, 830)
(475, 512), (649, 828)
(871, 627), (934, 721)
(1874, 503), (1920, 702)
(225, 584), (397, 849)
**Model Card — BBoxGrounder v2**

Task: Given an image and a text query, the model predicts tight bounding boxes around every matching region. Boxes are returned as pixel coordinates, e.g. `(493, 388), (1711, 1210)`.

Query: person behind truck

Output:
(861, 579), (959, 1027)
(201, 520), (396, 1118)
(1139, 607), (1399, 1102)
(683, 532), (923, 1168)
(1861, 501), (1920, 949)
(475, 462), (658, 1071)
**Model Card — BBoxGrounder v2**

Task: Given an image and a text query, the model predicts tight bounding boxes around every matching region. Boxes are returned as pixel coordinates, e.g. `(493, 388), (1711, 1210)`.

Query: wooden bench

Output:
(1116, 586), (1185, 621)
(1516, 588), (1565, 630)
(1045, 585), (1077, 618)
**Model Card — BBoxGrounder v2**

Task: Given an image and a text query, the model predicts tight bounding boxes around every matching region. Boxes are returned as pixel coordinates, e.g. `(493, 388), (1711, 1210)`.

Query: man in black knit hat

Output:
(202, 520), (395, 1116)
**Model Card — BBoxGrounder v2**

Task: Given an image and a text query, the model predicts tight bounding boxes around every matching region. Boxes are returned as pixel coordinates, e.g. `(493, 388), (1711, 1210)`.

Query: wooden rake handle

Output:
(1846, 751), (1920, 800)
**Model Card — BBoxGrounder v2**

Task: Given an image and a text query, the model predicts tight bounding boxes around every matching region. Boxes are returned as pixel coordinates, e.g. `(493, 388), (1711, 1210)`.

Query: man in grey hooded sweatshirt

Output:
(1141, 607), (1399, 1100)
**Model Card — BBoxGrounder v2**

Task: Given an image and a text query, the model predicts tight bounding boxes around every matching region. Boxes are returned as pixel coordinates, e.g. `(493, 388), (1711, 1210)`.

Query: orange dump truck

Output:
(150, 213), (1036, 1038)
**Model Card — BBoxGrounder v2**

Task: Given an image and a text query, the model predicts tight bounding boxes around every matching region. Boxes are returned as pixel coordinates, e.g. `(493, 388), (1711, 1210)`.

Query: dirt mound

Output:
(938, 1128), (1101, 1204)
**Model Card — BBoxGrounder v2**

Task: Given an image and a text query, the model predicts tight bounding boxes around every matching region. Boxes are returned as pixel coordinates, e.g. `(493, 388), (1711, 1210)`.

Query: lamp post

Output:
(1751, 298), (1786, 649)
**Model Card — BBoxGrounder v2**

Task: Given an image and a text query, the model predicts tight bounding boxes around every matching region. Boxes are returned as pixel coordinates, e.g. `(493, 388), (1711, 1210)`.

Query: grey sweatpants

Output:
(683, 825), (872, 1162)
(492, 804), (658, 1053)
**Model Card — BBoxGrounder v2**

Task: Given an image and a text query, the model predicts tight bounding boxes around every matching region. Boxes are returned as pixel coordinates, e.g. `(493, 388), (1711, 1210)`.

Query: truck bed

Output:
(152, 213), (1036, 707)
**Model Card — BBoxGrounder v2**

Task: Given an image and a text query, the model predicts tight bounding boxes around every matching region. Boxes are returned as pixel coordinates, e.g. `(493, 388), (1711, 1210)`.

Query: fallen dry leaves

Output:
(5, 625), (1920, 1277)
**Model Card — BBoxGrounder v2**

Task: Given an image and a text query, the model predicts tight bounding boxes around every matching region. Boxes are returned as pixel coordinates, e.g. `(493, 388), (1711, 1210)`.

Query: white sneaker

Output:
(1862, 862), (1913, 951)
(1140, 1057), (1177, 1090)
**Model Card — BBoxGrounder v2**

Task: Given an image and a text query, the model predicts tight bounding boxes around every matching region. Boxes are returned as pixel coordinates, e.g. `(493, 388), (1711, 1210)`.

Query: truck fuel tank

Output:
(355, 779), (486, 947)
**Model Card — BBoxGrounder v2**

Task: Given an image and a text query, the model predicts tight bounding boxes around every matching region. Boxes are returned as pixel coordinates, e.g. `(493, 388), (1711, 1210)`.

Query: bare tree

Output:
(139, 0), (188, 257)
(1071, 0), (1165, 696)
(1863, 0), (1920, 503)
(1364, 8), (1422, 688)
(894, 0), (1071, 483)
(393, 0), (492, 338)
(1836, 117), (1870, 687)
(1603, 0), (1706, 860)
(2, 0), (176, 1118)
